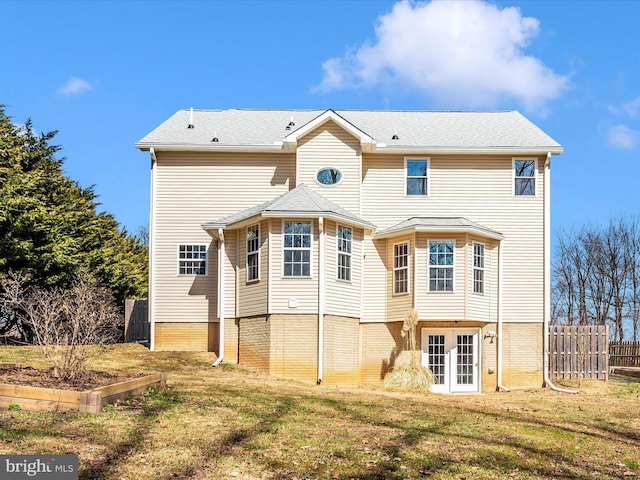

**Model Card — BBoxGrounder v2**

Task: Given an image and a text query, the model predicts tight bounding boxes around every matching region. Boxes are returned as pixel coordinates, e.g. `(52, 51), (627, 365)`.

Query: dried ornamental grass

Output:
(384, 309), (433, 393)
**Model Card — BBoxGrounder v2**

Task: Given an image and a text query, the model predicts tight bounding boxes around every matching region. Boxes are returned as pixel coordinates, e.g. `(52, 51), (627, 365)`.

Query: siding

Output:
(362, 154), (545, 325)
(238, 220), (269, 317)
(324, 221), (363, 319)
(153, 151), (294, 326)
(415, 234), (465, 321)
(467, 239), (495, 322)
(269, 219), (319, 313)
(297, 120), (361, 215)
(362, 238), (387, 323)
(386, 235), (414, 322)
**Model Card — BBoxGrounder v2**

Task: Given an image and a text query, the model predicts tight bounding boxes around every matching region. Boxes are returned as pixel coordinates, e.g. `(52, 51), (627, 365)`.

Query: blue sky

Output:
(2, 0), (639, 238)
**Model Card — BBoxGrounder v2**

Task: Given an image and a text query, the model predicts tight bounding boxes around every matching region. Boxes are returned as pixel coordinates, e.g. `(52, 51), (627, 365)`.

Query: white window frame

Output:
(472, 242), (485, 294)
(337, 225), (352, 282)
(428, 240), (455, 292)
(246, 224), (260, 283)
(393, 241), (411, 295)
(282, 221), (313, 278)
(513, 158), (537, 196)
(405, 157), (430, 196)
(177, 244), (207, 276)
(315, 167), (343, 187)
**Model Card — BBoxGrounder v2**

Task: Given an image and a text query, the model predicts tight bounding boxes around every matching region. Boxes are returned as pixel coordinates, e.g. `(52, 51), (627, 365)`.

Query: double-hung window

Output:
(337, 225), (352, 281)
(393, 242), (410, 294)
(514, 159), (536, 196)
(178, 244), (207, 275)
(246, 224), (260, 282)
(283, 222), (312, 277)
(429, 240), (454, 292)
(473, 242), (484, 294)
(406, 159), (429, 195)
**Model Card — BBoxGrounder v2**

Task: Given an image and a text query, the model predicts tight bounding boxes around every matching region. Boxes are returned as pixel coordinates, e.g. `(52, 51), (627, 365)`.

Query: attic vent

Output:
(285, 116), (295, 130)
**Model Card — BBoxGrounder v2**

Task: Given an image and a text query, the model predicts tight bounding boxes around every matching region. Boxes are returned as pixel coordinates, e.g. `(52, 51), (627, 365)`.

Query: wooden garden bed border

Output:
(0, 364), (167, 413)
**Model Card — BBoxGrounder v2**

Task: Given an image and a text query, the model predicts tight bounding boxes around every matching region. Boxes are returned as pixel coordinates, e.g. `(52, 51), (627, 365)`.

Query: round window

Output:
(316, 167), (342, 186)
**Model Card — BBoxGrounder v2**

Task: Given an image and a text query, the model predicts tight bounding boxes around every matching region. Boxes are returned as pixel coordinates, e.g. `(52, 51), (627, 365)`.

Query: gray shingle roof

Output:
(202, 184), (376, 231)
(136, 109), (562, 153)
(377, 217), (503, 240)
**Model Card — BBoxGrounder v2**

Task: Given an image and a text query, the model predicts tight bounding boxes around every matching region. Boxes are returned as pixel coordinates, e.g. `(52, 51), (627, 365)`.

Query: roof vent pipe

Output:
(212, 131), (219, 142)
(392, 129), (399, 140)
(187, 107), (194, 129)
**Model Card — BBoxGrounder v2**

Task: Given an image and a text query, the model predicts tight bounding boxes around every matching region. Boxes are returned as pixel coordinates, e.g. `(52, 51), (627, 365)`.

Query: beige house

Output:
(136, 108), (563, 393)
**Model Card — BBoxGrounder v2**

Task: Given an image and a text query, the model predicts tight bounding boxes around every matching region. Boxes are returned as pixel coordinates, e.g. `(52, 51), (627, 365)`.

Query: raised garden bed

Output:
(0, 363), (166, 413)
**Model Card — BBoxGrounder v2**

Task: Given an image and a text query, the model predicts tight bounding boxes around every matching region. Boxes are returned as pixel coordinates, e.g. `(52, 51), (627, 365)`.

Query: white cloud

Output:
(314, 0), (569, 112)
(57, 76), (93, 95)
(619, 97), (640, 118)
(607, 124), (639, 150)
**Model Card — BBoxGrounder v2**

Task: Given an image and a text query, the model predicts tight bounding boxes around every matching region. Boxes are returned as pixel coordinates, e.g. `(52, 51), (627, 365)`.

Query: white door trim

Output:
(421, 328), (481, 393)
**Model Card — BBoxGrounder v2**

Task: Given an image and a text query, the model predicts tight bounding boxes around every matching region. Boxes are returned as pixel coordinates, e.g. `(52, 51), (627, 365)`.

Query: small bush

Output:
(384, 309), (433, 393)
(0, 271), (121, 380)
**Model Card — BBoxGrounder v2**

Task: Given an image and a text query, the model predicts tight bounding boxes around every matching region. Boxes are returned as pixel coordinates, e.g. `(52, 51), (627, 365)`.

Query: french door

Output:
(421, 328), (480, 393)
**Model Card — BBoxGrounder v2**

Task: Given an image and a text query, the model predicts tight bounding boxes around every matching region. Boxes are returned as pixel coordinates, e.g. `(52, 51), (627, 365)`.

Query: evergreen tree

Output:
(0, 105), (147, 341)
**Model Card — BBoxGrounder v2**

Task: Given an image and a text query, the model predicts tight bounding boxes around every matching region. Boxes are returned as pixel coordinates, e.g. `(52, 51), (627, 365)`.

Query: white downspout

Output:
(497, 239), (509, 392)
(148, 148), (157, 351)
(212, 228), (225, 367)
(317, 217), (325, 384)
(543, 152), (578, 394)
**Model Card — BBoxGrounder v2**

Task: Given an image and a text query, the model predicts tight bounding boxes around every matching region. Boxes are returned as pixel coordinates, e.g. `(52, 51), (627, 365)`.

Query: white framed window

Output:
(246, 224), (260, 282)
(405, 158), (429, 196)
(514, 158), (537, 196)
(473, 242), (485, 294)
(283, 221), (312, 277)
(337, 225), (352, 282)
(178, 244), (207, 275)
(316, 167), (343, 186)
(393, 242), (410, 295)
(429, 240), (454, 292)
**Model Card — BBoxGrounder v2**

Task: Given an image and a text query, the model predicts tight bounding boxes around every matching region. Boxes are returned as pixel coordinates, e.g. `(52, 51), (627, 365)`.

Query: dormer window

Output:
(316, 167), (342, 186)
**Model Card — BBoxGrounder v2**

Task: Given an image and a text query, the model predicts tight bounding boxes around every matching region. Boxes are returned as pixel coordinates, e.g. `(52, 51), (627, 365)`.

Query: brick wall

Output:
(154, 322), (217, 351)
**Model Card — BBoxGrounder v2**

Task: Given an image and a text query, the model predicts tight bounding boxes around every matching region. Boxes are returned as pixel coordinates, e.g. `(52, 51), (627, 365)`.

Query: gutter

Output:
(317, 217), (325, 384)
(543, 152), (578, 394)
(212, 228), (225, 367)
(497, 239), (509, 392)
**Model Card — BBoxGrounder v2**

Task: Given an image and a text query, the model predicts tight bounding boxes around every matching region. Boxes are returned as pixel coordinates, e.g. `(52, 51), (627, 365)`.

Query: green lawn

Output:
(1, 344), (639, 479)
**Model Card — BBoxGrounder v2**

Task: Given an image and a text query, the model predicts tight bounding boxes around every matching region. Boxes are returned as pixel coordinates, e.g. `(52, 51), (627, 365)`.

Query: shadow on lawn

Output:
(312, 395), (632, 480)
(79, 387), (180, 480)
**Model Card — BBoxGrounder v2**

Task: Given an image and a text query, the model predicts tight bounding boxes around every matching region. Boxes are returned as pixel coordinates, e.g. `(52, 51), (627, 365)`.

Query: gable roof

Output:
(136, 109), (563, 155)
(202, 184), (376, 232)
(376, 217), (503, 240)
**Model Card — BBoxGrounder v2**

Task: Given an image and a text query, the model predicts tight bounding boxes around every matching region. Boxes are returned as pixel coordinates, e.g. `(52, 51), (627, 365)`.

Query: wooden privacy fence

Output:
(124, 299), (149, 345)
(549, 325), (609, 380)
(609, 341), (640, 367)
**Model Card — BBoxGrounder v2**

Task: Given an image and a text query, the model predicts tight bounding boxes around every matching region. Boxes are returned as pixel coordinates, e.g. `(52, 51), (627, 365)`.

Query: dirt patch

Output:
(0, 366), (144, 391)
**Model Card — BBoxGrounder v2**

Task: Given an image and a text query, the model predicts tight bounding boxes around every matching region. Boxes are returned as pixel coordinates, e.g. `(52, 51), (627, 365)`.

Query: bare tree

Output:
(553, 217), (640, 340)
(0, 271), (121, 380)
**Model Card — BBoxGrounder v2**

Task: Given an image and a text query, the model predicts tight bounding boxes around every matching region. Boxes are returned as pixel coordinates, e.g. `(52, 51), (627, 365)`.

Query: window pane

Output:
(407, 178), (427, 195)
(515, 178), (535, 195)
(407, 160), (427, 177)
(515, 160), (535, 177)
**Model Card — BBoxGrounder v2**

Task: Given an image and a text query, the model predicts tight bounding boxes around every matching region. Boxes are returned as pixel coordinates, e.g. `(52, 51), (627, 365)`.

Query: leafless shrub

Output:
(384, 309), (433, 393)
(0, 271), (121, 380)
